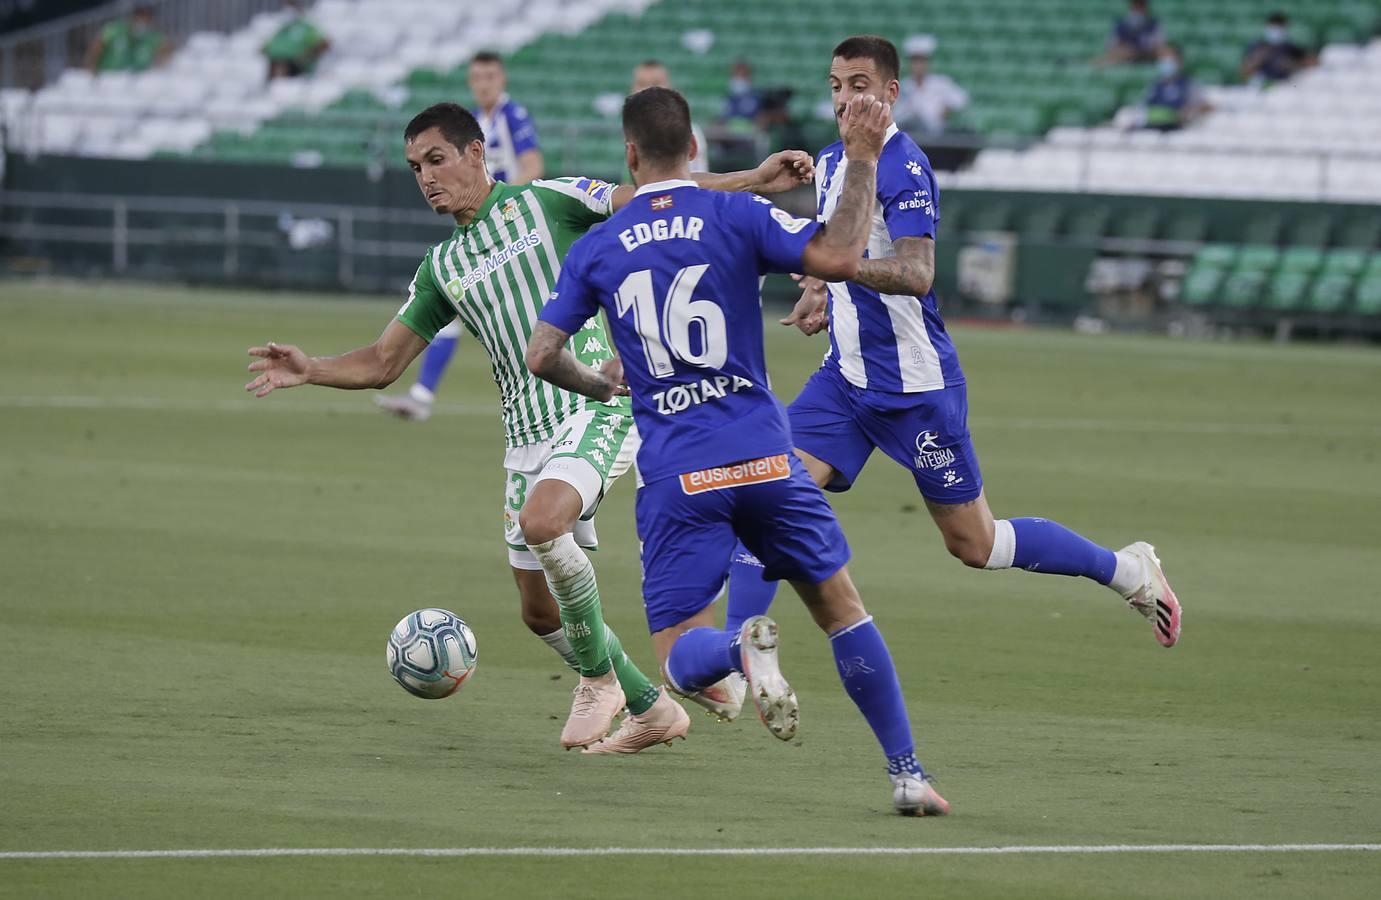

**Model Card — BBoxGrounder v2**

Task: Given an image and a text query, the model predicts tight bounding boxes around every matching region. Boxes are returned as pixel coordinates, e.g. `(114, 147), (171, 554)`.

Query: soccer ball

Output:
(386, 608), (478, 699)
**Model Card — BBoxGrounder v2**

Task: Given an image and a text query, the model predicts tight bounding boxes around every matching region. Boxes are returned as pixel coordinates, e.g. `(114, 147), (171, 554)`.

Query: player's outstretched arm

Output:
(798, 95), (891, 283)
(854, 236), (936, 296)
(526, 322), (627, 403)
(245, 319), (427, 398)
(608, 150), (814, 210)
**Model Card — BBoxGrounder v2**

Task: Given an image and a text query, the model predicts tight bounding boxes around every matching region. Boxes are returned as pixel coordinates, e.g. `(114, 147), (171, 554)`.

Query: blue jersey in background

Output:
(475, 93), (539, 182)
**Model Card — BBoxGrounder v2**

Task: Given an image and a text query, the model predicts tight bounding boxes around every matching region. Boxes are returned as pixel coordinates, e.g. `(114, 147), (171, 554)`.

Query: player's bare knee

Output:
(518, 505), (574, 547)
(945, 533), (991, 568)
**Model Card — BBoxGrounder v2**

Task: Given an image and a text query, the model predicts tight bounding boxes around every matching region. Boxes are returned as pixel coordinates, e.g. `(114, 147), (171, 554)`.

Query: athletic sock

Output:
(540, 626), (658, 713)
(666, 627), (742, 693)
(986, 517), (1117, 585)
(1108, 550), (1145, 597)
(528, 534), (613, 678)
(604, 624), (660, 715)
(415, 330), (459, 395)
(539, 628), (580, 672)
(723, 542), (778, 633)
(829, 616), (923, 777)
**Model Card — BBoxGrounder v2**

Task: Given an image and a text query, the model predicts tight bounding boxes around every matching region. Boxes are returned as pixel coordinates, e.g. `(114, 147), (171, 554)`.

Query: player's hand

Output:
(597, 356), (629, 401)
(751, 149), (815, 193)
(780, 274), (830, 335)
(839, 94), (892, 164)
(245, 342), (310, 398)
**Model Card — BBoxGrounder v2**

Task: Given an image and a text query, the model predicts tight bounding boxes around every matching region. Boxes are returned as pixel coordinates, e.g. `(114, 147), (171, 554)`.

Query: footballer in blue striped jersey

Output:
(779, 36), (1181, 648)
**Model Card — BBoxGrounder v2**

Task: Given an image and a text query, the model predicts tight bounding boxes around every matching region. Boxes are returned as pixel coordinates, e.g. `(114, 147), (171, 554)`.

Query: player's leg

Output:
(375, 319), (461, 421)
(521, 412), (664, 747)
(509, 566), (648, 691)
(872, 383), (1180, 647)
(720, 366), (874, 643)
(789, 567), (948, 816)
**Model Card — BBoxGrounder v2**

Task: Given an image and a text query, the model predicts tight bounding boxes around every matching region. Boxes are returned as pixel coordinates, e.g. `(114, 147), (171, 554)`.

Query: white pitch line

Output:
(2, 844), (1378, 861)
(3, 395), (1379, 438)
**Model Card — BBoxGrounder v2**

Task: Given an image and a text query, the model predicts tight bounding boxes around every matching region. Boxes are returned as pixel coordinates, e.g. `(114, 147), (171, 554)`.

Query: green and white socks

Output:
(530, 534), (659, 715)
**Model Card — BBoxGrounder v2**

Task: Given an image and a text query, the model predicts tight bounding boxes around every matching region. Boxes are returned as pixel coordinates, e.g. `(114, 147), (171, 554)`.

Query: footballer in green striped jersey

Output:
(246, 102), (814, 752)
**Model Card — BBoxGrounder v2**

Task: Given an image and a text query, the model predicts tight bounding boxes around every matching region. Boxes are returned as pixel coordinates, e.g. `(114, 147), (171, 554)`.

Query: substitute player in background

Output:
(378, 50), (544, 423)
(767, 36), (1181, 647)
(631, 59), (709, 174)
(528, 87), (949, 815)
(245, 103), (816, 752)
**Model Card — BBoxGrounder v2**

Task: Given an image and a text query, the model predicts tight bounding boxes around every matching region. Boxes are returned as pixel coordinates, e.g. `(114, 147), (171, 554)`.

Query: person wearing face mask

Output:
(84, 5), (170, 74)
(1241, 12), (1314, 86)
(719, 60), (764, 134)
(1096, 0), (1164, 66)
(1140, 43), (1210, 130)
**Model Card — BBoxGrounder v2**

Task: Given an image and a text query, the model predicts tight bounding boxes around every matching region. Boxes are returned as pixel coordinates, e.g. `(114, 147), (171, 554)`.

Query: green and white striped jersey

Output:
(396, 177), (629, 448)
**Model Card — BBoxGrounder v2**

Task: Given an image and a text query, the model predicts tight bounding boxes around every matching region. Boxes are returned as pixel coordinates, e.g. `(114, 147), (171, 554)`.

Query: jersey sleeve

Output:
(505, 102), (540, 154)
(739, 194), (822, 275)
(538, 237), (604, 335)
(395, 250), (456, 342)
(878, 148), (939, 241)
(531, 177), (617, 230)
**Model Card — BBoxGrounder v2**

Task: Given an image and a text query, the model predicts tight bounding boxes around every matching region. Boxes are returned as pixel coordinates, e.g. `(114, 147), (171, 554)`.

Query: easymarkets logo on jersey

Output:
(446, 230), (543, 297)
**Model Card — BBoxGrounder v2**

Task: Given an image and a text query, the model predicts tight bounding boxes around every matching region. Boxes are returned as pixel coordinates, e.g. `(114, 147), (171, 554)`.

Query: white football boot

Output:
(739, 616), (798, 741)
(664, 669), (746, 723)
(1119, 542), (1182, 648)
(890, 773), (951, 817)
(374, 392), (432, 422)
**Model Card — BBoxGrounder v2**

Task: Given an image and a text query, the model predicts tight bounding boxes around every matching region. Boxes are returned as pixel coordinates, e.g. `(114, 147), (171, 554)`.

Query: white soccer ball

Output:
(386, 608), (478, 699)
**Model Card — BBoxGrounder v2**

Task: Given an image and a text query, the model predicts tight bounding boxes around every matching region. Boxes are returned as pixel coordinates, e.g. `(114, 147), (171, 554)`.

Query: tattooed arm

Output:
(854, 236), (936, 295)
(525, 321), (627, 402)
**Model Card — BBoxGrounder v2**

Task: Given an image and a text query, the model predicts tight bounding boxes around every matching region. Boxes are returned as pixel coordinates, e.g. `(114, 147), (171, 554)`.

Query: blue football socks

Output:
(724, 542), (778, 633)
(1008, 517), (1117, 585)
(830, 616), (923, 776)
(666, 627), (742, 693)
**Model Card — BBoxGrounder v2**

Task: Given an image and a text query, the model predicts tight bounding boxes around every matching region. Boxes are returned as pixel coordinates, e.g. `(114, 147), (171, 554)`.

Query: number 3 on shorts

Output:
(506, 472), (528, 511)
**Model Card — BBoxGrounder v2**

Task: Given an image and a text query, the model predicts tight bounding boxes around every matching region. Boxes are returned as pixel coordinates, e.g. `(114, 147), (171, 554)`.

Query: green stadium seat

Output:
(1354, 275), (1381, 316)
(1337, 216), (1381, 249)
(1016, 205), (1063, 238)
(967, 202), (1012, 232)
(1306, 251), (1363, 313)
(1220, 269), (1270, 308)
(1265, 248), (1325, 310)
(1180, 244), (1237, 306)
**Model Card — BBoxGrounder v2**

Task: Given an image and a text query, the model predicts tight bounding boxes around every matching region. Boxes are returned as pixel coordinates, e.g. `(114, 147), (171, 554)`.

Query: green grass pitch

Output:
(1, 281), (1379, 898)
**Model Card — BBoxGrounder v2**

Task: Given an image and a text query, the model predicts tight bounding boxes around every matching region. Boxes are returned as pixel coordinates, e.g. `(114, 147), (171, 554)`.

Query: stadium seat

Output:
(1307, 249), (1368, 312)
(1180, 244), (1238, 307)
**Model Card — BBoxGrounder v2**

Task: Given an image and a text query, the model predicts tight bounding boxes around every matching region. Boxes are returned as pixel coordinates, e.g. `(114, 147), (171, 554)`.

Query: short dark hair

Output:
(404, 103), (484, 152)
(470, 51), (503, 67)
(832, 35), (900, 83)
(622, 86), (693, 166)
(1266, 11), (1288, 25)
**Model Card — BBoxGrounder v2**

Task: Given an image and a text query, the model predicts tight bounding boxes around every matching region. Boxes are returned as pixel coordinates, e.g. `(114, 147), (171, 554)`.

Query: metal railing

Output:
(0, 189), (446, 290)
(0, 0), (288, 89)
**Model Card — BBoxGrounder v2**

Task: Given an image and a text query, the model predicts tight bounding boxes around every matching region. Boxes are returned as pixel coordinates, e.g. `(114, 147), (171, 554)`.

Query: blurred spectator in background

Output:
(1096, 0), (1164, 66)
(263, 0), (330, 80)
(894, 34), (968, 135)
(468, 51), (543, 184)
(1138, 43), (1209, 130)
(375, 51), (542, 421)
(84, 5), (169, 73)
(631, 59), (709, 173)
(719, 60), (763, 133)
(1241, 11), (1314, 86)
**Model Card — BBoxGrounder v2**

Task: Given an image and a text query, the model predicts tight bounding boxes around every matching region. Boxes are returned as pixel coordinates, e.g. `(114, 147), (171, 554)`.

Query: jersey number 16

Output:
(615, 265), (727, 378)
